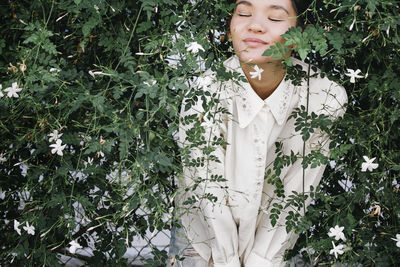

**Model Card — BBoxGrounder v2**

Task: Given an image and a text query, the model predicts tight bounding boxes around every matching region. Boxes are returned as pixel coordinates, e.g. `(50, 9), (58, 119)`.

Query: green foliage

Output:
(281, 0), (400, 265)
(0, 0), (399, 266)
(260, 0), (400, 265)
(0, 0), (235, 264)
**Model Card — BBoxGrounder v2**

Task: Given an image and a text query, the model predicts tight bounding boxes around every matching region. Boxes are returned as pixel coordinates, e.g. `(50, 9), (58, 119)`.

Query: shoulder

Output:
(292, 58), (348, 118)
(181, 61), (235, 118)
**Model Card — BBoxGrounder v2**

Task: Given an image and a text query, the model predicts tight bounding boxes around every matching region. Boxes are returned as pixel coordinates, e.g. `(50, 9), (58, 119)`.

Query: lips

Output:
(243, 38), (268, 47)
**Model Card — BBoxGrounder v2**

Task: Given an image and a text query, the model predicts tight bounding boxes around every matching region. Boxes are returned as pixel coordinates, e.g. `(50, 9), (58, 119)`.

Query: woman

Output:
(170, 0), (347, 266)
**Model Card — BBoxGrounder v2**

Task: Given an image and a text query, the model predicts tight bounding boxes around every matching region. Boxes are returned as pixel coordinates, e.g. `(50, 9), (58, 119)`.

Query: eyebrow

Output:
(235, 1), (290, 15)
(270, 5), (290, 15)
(235, 1), (251, 7)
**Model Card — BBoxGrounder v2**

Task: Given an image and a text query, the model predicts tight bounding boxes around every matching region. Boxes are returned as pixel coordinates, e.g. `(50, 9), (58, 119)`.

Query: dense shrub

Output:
(0, 0), (399, 266)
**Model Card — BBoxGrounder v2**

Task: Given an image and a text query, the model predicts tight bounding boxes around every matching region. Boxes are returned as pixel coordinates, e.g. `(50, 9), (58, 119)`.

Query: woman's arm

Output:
(177, 86), (241, 267)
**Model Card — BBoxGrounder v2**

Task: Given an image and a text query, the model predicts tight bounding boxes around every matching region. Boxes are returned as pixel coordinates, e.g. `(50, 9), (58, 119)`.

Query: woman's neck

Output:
(240, 60), (286, 100)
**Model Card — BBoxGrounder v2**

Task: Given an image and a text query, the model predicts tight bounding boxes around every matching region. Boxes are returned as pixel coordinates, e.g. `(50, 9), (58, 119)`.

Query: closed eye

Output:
(239, 14), (251, 17)
(269, 18), (284, 22)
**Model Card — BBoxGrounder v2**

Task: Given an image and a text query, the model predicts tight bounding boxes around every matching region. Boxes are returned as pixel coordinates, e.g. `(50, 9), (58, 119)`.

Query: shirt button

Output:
(255, 155), (264, 167)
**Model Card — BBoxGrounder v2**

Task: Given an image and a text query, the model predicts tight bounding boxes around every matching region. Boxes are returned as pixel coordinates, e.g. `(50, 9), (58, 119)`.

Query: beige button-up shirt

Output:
(177, 56), (347, 267)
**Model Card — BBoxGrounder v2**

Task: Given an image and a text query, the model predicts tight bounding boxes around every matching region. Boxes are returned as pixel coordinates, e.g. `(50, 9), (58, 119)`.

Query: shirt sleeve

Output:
(245, 81), (348, 266)
(177, 91), (241, 267)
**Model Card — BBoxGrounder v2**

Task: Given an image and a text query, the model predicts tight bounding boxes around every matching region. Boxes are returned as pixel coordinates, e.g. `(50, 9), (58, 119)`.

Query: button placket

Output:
(252, 125), (262, 166)
(252, 124), (267, 179)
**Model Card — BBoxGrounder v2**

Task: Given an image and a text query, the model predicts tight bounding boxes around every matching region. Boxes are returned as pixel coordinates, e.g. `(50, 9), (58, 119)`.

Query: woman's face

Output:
(230, 0), (297, 65)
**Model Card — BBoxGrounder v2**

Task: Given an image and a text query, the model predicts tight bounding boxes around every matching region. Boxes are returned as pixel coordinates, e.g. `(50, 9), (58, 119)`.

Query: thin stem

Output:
(303, 60), (311, 263)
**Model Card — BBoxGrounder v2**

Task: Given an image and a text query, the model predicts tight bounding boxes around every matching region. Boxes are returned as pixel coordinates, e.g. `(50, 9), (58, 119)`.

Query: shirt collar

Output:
(224, 56), (295, 128)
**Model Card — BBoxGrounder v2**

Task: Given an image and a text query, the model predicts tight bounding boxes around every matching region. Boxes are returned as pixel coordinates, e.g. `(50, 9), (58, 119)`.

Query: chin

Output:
(237, 52), (280, 65)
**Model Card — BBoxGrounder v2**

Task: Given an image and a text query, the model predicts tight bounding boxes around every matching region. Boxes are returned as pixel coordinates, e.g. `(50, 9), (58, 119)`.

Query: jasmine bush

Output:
(0, 0), (399, 266)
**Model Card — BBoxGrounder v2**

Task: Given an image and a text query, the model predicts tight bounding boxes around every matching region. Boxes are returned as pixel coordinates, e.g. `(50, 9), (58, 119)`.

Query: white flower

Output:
(299, 246), (316, 256)
(23, 222), (35, 235)
(361, 156), (379, 172)
(0, 153), (6, 162)
(14, 220), (21, 235)
(391, 234), (400, 248)
(0, 84), (4, 98)
(69, 240), (83, 254)
(48, 130), (63, 142)
(143, 80), (157, 86)
(329, 241), (345, 259)
(96, 151), (105, 158)
(88, 70), (109, 78)
(328, 225), (347, 242)
(345, 68), (363, 83)
(94, 5), (99, 11)
(49, 68), (61, 73)
(0, 188), (5, 200)
(88, 70), (96, 77)
(18, 60), (27, 74)
(84, 157), (93, 168)
(249, 65), (264, 80)
(50, 139), (66, 156)
(4, 82), (22, 98)
(186, 42), (205, 53)
(349, 18), (356, 31)
(371, 204), (381, 216)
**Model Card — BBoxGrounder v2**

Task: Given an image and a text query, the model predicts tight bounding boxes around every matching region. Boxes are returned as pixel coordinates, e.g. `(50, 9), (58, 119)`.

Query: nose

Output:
(248, 15), (266, 33)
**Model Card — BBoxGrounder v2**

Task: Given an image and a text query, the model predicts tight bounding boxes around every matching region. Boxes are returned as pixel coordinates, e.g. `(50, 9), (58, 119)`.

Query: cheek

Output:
(270, 23), (294, 42)
(230, 16), (247, 34)
(229, 19), (240, 37)
(229, 24), (242, 47)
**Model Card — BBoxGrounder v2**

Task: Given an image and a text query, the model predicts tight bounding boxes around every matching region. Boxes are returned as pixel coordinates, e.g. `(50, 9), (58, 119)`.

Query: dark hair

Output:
(291, 0), (313, 27)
